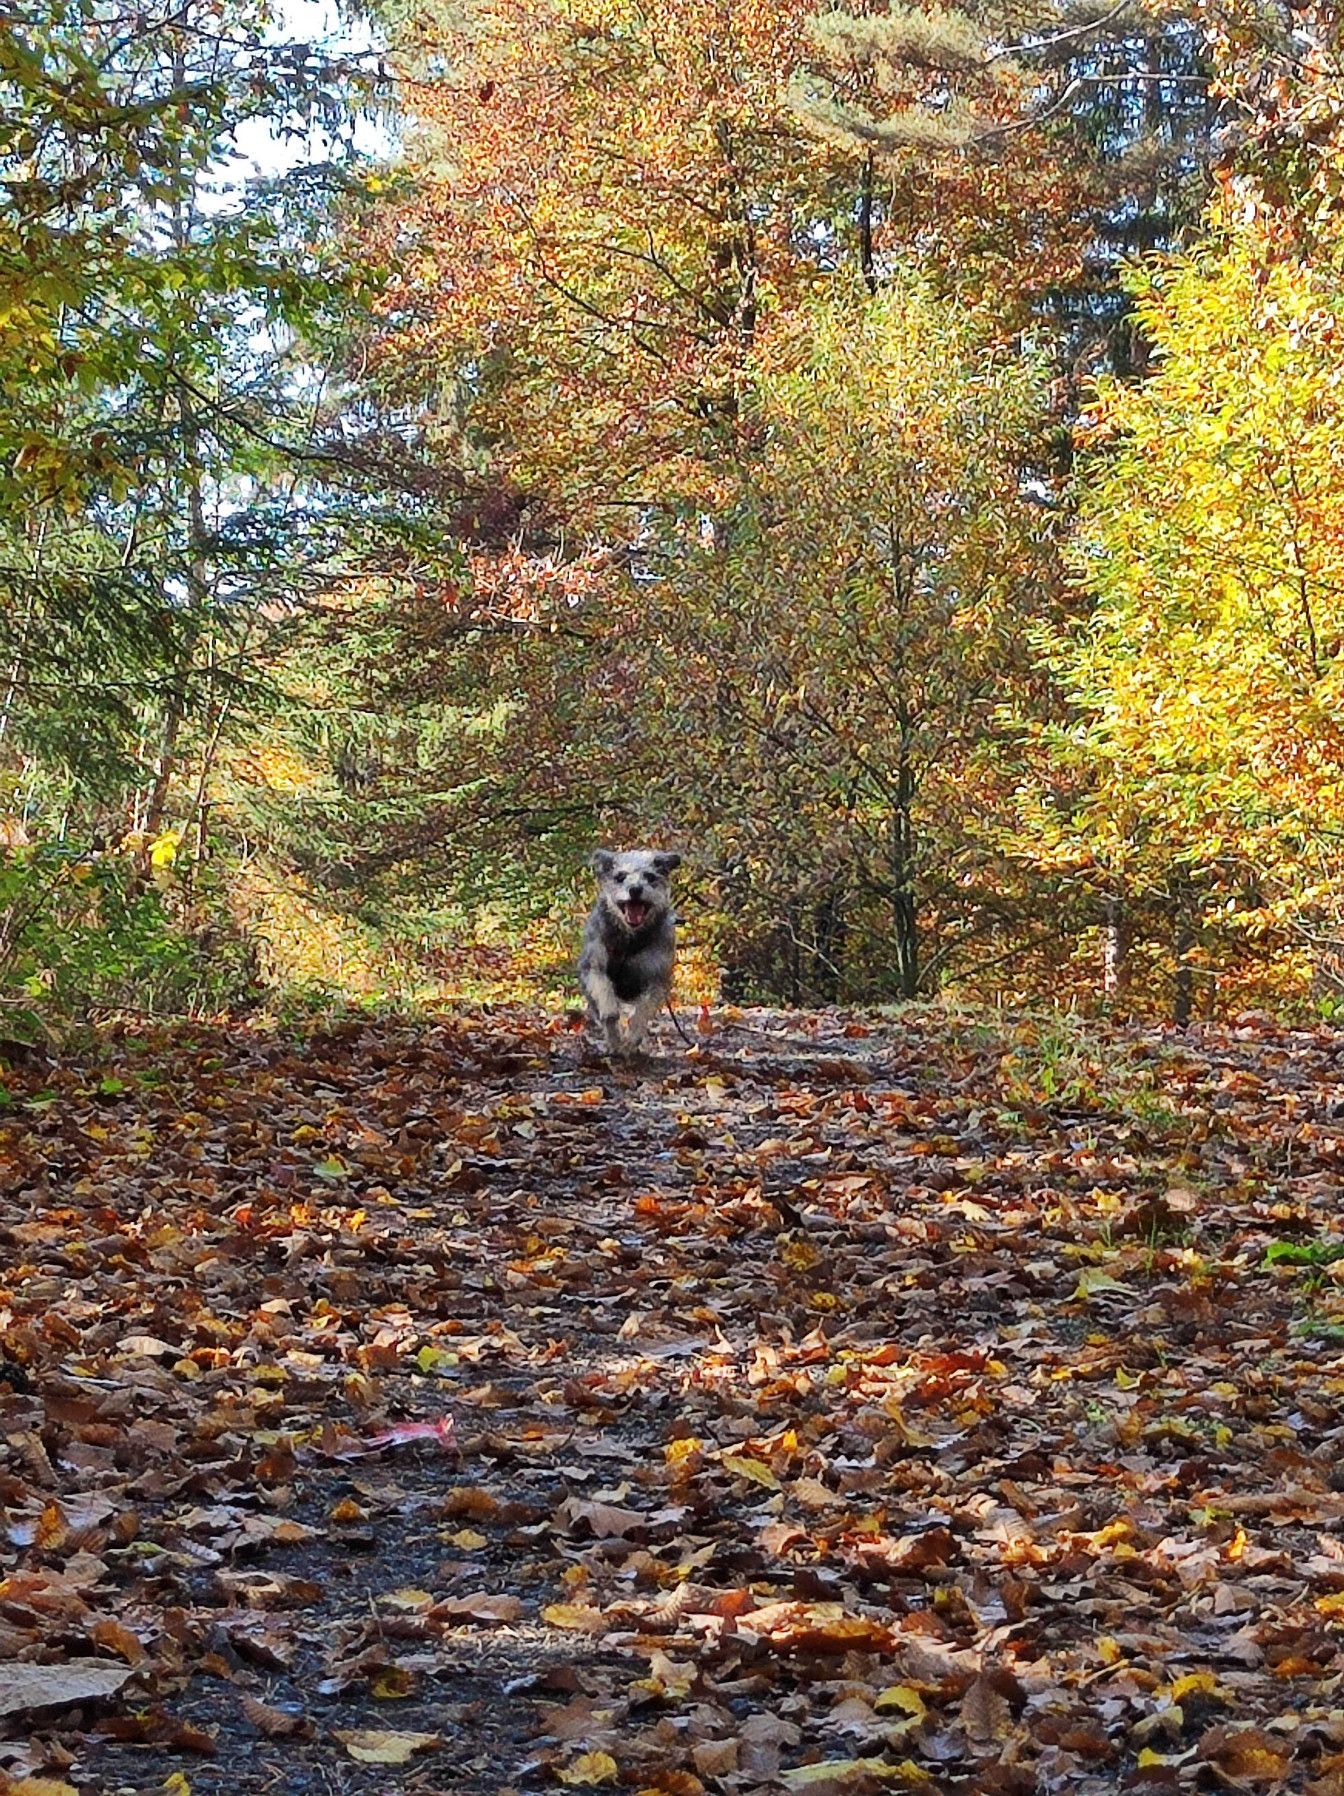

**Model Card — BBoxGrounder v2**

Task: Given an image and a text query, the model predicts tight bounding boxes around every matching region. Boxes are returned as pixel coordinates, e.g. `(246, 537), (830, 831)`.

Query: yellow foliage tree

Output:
(1034, 219), (1344, 1006)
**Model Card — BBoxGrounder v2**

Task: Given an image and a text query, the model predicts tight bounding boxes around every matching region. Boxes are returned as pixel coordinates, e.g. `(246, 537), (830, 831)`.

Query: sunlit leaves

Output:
(1027, 219), (1344, 990)
(627, 273), (1056, 999)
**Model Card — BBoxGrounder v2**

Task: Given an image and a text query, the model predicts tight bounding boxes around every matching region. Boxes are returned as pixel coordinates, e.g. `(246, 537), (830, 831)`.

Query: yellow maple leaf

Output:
(379, 1587), (433, 1611)
(1167, 1670), (1222, 1702)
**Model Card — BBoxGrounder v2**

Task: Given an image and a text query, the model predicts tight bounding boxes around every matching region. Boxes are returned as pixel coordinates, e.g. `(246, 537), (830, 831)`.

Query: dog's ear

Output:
(591, 849), (616, 877)
(652, 852), (682, 877)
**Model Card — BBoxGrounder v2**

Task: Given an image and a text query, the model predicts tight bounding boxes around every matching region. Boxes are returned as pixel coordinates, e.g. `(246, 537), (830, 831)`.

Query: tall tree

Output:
(0, 0), (380, 1013)
(1028, 220), (1344, 1008)
(629, 276), (1059, 1000)
(0, 0), (375, 801)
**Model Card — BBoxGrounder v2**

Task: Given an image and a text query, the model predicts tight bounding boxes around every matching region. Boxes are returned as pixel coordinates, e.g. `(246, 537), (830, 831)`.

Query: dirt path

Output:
(2, 1005), (1344, 1794)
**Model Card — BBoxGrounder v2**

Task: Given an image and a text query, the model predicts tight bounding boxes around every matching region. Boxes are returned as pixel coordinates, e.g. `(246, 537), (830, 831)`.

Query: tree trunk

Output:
(1172, 899), (1196, 1028)
(893, 886), (919, 999)
(141, 690), (186, 843)
(890, 722), (919, 998)
(1103, 893), (1128, 1003)
(813, 888), (845, 1002)
(859, 151), (877, 293)
(775, 898), (802, 1006)
(141, 46), (209, 861)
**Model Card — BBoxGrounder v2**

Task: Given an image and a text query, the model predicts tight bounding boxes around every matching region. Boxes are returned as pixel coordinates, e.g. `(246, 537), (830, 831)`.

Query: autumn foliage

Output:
(12, 4), (1344, 1790)
(0, 0), (1340, 1020)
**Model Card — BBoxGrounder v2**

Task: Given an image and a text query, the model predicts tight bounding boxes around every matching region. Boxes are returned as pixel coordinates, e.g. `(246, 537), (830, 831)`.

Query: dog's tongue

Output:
(623, 900), (650, 929)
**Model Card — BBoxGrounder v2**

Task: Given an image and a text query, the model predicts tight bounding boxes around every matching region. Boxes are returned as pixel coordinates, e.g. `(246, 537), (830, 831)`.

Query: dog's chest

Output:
(594, 910), (672, 998)
(610, 952), (652, 1002)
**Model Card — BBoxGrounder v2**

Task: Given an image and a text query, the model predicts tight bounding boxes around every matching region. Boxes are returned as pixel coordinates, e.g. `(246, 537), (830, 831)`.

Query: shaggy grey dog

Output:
(579, 848), (681, 1053)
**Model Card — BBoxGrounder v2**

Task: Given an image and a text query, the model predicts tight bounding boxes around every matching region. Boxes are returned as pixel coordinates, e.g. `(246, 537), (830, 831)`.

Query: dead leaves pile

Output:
(1, 1006), (1344, 1791)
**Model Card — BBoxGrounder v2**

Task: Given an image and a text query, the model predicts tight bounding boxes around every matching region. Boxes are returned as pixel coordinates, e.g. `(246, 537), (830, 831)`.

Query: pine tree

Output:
(791, 0), (1216, 342)
(0, 0), (382, 1014)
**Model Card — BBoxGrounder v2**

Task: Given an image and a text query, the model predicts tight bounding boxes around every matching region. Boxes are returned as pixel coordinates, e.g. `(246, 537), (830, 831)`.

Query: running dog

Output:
(579, 848), (681, 1054)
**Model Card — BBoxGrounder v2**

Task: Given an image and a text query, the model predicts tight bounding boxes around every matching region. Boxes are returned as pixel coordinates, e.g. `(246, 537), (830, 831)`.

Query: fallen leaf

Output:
(542, 1603), (609, 1634)
(556, 1750), (620, 1786)
(722, 1452), (782, 1490)
(88, 1619), (148, 1666)
(433, 1592), (524, 1624)
(240, 1695), (312, 1739)
(333, 1728), (442, 1764)
(1167, 1670), (1223, 1703)
(781, 1758), (929, 1791)
(325, 1416), (458, 1458)
(447, 1527), (488, 1549)
(739, 1602), (895, 1654)
(371, 1667), (417, 1699)
(117, 1334), (179, 1359)
(0, 1662), (133, 1718)
(379, 1587), (434, 1611)
(1199, 1726), (1291, 1784)
(691, 1739), (739, 1776)
(961, 1675), (1012, 1743)
(556, 1496), (646, 1539)
(874, 1686), (927, 1722)
(1072, 1268), (1131, 1299)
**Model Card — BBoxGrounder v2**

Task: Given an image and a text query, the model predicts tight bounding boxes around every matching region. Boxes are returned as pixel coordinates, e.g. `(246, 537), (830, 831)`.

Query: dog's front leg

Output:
(625, 986), (664, 1052)
(583, 970), (624, 1053)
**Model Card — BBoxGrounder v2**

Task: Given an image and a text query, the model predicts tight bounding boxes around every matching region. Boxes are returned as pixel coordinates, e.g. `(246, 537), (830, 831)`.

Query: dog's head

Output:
(591, 848), (681, 933)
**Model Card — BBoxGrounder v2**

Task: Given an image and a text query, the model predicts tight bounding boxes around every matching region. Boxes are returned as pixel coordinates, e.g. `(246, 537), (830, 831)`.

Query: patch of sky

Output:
(212, 0), (393, 206)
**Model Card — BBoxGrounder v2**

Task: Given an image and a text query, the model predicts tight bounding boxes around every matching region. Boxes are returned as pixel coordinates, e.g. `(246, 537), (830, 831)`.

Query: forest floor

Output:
(3, 1004), (1344, 1796)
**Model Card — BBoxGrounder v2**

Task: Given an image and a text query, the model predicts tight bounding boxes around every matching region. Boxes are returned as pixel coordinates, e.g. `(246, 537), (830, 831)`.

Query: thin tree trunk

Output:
(859, 151), (877, 293)
(813, 888), (846, 1002)
(1103, 893), (1127, 1003)
(141, 695), (185, 844)
(891, 721), (919, 998)
(1172, 895), (1196, 1027)
(142, 476), (207, 845)
(893, 888), (919, 999)
(142, 35), (209, 857)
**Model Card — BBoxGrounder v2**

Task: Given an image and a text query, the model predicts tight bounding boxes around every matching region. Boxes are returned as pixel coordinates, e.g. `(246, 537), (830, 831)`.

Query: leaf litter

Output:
(2, 1005), (1344, 1791)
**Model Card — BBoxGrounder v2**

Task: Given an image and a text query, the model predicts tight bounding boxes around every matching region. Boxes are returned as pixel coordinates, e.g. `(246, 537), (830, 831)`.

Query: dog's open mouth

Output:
(619, 899), (652, 929)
